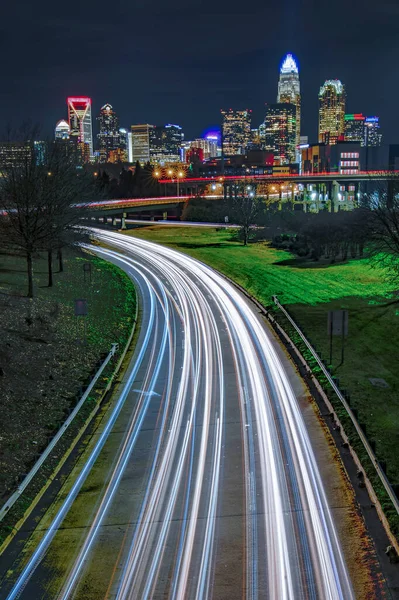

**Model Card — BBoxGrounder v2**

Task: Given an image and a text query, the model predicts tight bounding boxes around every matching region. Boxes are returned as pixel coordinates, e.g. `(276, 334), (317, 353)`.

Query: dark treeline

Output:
(181, 179), (399, 276)
(270, 209), (370, 263)
(96, 162), (160, 199)
(182, 196), (370, 260)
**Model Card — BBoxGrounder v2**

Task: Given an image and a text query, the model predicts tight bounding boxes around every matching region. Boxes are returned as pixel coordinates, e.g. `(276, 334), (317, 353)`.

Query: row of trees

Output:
(268, 184), (399, 273)
(96, 162), (161, 199)
(3, 145), (399, 295)
(271, 209), (369, 262)
(0, 142), (98, 297)
(182, 180), (399, 279)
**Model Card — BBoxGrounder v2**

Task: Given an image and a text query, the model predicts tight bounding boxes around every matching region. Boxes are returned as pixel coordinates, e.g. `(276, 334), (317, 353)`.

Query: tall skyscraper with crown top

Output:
(277, 54), (301, 157)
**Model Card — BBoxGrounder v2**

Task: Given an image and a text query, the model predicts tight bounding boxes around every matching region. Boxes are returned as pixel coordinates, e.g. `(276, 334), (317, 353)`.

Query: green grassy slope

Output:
(126, 225), (399, 487)
(127, 226), (393, 305)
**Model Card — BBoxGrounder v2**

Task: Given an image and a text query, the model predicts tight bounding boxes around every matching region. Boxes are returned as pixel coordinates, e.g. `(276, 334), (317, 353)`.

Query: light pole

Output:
(153, 168), (161, 196)
(167, 169), (174, 196)
(177, 170), (184, 197)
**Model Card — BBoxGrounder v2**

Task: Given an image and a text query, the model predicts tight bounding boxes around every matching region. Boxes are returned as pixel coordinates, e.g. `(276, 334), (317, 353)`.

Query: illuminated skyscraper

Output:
(221, 109), (251, 156)
(263, 103), (296, 165)
(164, 124), (184, 156)
(344, 114), (365, 143)
(182, 138), (218, 161)
(149, 124), (184, 163)
(97, 103), (120, 162)
(364, 117), (382, 147)
(344, 114), (382, 147)
(318, 81), (346, 145)
(55, 119), (70, 140)
(67, 97), (93, 160)
(131, 124), (154, 164)
(118, 128), (129, 162)
(0, 142), (33, 169)
(277, 54), (301, 154)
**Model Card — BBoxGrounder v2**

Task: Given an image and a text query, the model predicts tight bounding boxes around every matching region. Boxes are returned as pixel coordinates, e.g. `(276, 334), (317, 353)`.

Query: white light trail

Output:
(5, 229), (354, 600)
(92, 230), (353, 600)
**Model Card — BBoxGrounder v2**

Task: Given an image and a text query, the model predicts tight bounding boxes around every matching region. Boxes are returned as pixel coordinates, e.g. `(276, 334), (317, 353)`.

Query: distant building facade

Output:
(364, 117), (382, 147)
(344, 114), (382, 147)
(149, 124), (184, 163)
(301, 142), (361, 174)
(163, 124), (184, 157)
(131, 124), (154, 164)
(221, 109), (251, 156)
(97, 104), (121, 163)
(344, 114), (365, 143)
(318, 81), (346, 145)
(181, 137), (218, 162)
(0, 142), (33, 169)
(0, 141), (48, 169)
(55, 119), (70, 140)
(263, 103), (296, 164)
(117, 128), (129, 162)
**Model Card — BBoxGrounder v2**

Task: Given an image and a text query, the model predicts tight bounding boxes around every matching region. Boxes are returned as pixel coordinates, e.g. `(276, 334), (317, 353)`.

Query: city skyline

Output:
(53, 52), (382, 166)
(0, 0), (394, 144)
(56, 54), (382, 157)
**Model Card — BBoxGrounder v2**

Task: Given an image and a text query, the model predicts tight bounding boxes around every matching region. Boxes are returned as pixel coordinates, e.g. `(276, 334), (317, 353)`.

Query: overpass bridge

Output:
(174, 170), (395, 212)
(163, 170), (396, 185)
(86, 170), (396, 225)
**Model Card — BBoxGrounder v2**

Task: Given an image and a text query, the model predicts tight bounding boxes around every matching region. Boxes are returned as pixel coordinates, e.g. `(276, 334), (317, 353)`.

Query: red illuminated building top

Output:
(67, 97), (91, 105)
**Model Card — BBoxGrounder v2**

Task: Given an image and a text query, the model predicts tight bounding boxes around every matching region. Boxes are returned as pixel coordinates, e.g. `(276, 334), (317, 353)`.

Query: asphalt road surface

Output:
(2, 230), (354, 600)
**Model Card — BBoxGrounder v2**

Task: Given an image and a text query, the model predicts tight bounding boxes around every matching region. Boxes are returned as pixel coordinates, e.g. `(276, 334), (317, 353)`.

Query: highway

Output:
(125, 219), (237, 227)
(1, 230), (354, 600)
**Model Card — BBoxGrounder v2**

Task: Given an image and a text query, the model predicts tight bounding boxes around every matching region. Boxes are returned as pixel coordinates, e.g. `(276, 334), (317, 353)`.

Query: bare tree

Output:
(0, 131), (95, 296)
(39, 145), (94, 286)
(231, 184), (266, 246)
(366, 175), (399, 281)
(0, 140), (48, 297)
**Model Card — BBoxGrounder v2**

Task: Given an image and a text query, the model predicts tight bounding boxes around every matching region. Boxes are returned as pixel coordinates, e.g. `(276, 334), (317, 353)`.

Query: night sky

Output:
(0, 0), (396, 144)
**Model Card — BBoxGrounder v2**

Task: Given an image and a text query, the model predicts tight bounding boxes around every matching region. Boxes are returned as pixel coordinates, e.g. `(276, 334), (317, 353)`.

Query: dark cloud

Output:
(0, 0), (395, 143)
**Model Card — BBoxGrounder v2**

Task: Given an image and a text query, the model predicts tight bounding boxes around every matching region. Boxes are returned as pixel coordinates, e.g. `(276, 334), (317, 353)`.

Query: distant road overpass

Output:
(161, 170), (397, 185)
(88, 196), (188, 212)
(86, 170), (397, 221)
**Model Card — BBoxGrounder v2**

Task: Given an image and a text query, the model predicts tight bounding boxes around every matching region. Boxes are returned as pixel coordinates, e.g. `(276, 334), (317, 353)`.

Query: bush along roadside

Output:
(0, 255), (137, 550)
(267, 303), (399, 545)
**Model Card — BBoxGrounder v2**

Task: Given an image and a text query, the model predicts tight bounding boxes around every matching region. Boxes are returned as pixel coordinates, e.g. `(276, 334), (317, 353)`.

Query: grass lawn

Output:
(0, 247), (136, 503)
(127, 225), (393, 305)
(126, 225), (399, 486)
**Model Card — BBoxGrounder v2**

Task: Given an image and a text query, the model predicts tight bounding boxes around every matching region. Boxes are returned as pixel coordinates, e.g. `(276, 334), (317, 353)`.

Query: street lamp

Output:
(177, 170), (184, 197)
(153, 168), (162, 196)
(166, 169), (174, 197)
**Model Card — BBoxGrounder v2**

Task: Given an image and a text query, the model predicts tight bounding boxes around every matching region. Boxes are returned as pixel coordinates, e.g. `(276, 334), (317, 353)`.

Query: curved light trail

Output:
(3, 229), (354, 600)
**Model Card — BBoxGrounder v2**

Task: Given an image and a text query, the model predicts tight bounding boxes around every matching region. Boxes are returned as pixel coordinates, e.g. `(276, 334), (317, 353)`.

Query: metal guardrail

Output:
(272, 295), (399, 518)
(0, 343), (119, 521)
